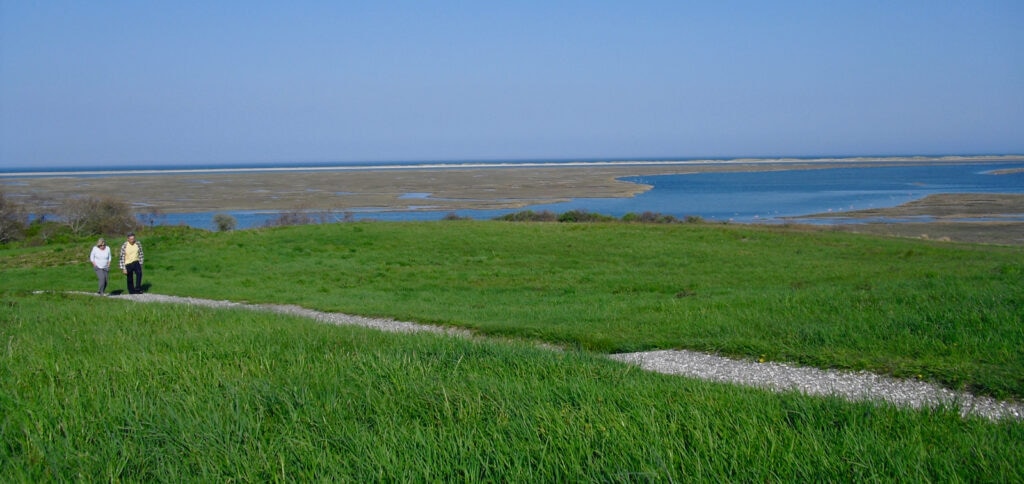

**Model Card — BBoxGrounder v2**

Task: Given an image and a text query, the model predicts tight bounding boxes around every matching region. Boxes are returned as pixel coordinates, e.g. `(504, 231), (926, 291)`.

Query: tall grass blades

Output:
(1, 295), (1022, 480)
(3, 222), (1023, 399)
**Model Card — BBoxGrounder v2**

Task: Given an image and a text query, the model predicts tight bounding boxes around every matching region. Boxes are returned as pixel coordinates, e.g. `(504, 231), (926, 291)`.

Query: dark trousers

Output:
(125, 261), (143, 294)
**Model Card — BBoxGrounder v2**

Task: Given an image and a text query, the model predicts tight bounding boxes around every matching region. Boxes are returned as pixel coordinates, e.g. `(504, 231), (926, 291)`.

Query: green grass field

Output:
(2, 221), (1022, 480)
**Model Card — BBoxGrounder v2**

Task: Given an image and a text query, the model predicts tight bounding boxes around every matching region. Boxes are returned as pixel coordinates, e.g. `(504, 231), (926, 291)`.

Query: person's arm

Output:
(119, 244), (126, 272)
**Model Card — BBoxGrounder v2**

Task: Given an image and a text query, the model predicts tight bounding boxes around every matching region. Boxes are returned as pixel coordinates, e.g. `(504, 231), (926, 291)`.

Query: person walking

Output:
(89, 238), (111, 295)
(119, 232), (145, 294)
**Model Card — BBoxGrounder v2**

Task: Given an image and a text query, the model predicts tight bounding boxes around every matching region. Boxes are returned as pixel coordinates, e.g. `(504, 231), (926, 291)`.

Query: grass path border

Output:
(80, 292), (1023, 421)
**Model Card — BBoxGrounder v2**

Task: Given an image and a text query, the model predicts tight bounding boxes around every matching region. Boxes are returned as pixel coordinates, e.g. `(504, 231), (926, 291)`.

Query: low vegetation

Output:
(212, 213), (237, 232)
(0, 190), (139, 244)
(494, 209), (559, 222)
(2, 220), (1022, 479)
(495, 209), (695, 223)
(57, 196), (138, 236)
(3, 221), (1023, 398)
(3, 294), (1022, 481)
(0, 190), (28, 243)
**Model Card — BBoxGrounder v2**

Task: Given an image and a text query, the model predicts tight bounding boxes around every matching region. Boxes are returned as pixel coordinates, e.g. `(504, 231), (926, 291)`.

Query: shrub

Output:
(0, 190), (28, 243)
(622, 211), (679, 224)
(58, 196), (138, 236)
(266, 211), (315, 227)
(264, 207), (334, 227)
(494, 210), (558, 222)
(442, 212), (472, 221)
(212, 213), (237, 232)
(557, 210), (615, 223)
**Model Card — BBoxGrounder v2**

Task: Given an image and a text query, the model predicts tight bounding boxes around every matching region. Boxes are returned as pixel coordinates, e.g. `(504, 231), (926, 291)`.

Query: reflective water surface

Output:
(160, 162), (1024, 230)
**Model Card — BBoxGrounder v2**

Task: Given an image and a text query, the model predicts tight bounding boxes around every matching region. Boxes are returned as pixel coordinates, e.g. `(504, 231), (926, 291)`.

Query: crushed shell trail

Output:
(84, 291), (1024, 421)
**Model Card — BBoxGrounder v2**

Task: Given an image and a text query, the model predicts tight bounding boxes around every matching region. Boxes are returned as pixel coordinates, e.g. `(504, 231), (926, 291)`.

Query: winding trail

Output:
(102, 292), (1022, 421)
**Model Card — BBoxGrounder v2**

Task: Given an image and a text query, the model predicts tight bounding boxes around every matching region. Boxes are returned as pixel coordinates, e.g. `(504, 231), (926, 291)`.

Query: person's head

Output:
(127, 232), (136, 244)
(97, 238), (106, 248)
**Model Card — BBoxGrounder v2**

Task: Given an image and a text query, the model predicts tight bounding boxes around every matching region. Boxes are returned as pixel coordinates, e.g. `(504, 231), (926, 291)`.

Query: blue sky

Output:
(1, 1), (1022, 169)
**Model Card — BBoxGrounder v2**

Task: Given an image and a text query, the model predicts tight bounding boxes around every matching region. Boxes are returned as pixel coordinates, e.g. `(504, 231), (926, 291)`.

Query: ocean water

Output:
(154, 162), (1024, 230)
(536, 162), (1024, 223)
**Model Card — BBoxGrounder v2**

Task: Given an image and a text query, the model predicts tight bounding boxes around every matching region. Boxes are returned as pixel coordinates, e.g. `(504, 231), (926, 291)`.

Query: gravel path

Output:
(110, 292), (1022, 421)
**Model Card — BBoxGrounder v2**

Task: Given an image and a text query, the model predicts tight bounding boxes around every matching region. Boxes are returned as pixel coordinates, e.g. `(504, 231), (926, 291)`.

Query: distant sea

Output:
(0, 158), (750, 176)
(4, 158), (1022, 230)
(7, 156), (1001, 176)
(139, 160), (1024, 230)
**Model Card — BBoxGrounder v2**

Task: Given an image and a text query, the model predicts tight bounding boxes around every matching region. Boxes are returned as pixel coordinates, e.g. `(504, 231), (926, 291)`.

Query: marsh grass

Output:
(3, 221), (1022, 399)
(2, 294), (1022, 481)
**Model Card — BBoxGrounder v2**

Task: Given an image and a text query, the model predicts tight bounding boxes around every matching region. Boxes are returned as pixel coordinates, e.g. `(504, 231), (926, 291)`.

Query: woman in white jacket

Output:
(89, 238), (111, 295)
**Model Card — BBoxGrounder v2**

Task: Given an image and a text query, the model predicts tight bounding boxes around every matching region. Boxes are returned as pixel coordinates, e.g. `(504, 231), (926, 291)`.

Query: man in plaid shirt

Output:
(119, 232), (145, 294)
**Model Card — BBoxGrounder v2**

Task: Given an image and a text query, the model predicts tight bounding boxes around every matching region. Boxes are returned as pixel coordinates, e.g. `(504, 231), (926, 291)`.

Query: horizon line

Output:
(2, 154), (1023, 178)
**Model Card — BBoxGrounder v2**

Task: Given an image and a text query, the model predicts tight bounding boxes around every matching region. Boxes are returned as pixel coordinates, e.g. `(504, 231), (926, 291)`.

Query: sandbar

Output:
(798, 193), (1024, 246)
(3, 156), (1019, 214)
(4, 156), (1024, 245)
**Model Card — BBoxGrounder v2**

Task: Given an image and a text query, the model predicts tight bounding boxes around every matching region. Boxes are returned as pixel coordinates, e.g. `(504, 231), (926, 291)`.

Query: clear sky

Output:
(1, 1), (1022, 169)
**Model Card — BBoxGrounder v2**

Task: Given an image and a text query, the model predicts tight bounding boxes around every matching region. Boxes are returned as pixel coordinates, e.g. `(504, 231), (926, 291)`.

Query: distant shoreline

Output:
(3, 154), (1022, 178)
(4, 156), (1023, 244)
(3, 156), (1023, 216)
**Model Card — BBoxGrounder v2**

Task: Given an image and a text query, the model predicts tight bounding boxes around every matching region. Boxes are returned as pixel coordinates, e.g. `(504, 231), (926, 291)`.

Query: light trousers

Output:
(94, 267), (109, 294)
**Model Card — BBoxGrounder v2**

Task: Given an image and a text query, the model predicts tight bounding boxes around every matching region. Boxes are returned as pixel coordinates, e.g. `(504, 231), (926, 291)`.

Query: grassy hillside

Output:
(6, 221), (1020, 399)
(2, 294), (1022, 481)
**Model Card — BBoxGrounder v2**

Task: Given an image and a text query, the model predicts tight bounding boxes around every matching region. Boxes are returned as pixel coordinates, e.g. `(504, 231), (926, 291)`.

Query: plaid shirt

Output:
(118, 240), (144, 270)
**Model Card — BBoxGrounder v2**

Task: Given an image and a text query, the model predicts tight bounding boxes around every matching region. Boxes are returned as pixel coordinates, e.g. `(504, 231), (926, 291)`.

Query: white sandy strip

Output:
(3, 155), (1010, 177)
(95, 292), (1022, 421)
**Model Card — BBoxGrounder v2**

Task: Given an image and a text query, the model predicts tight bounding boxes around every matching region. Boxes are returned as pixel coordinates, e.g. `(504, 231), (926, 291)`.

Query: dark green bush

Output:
(622, 211), (680, 223)
(557, 210), (616, 223)
(494, 210), (558, 222)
